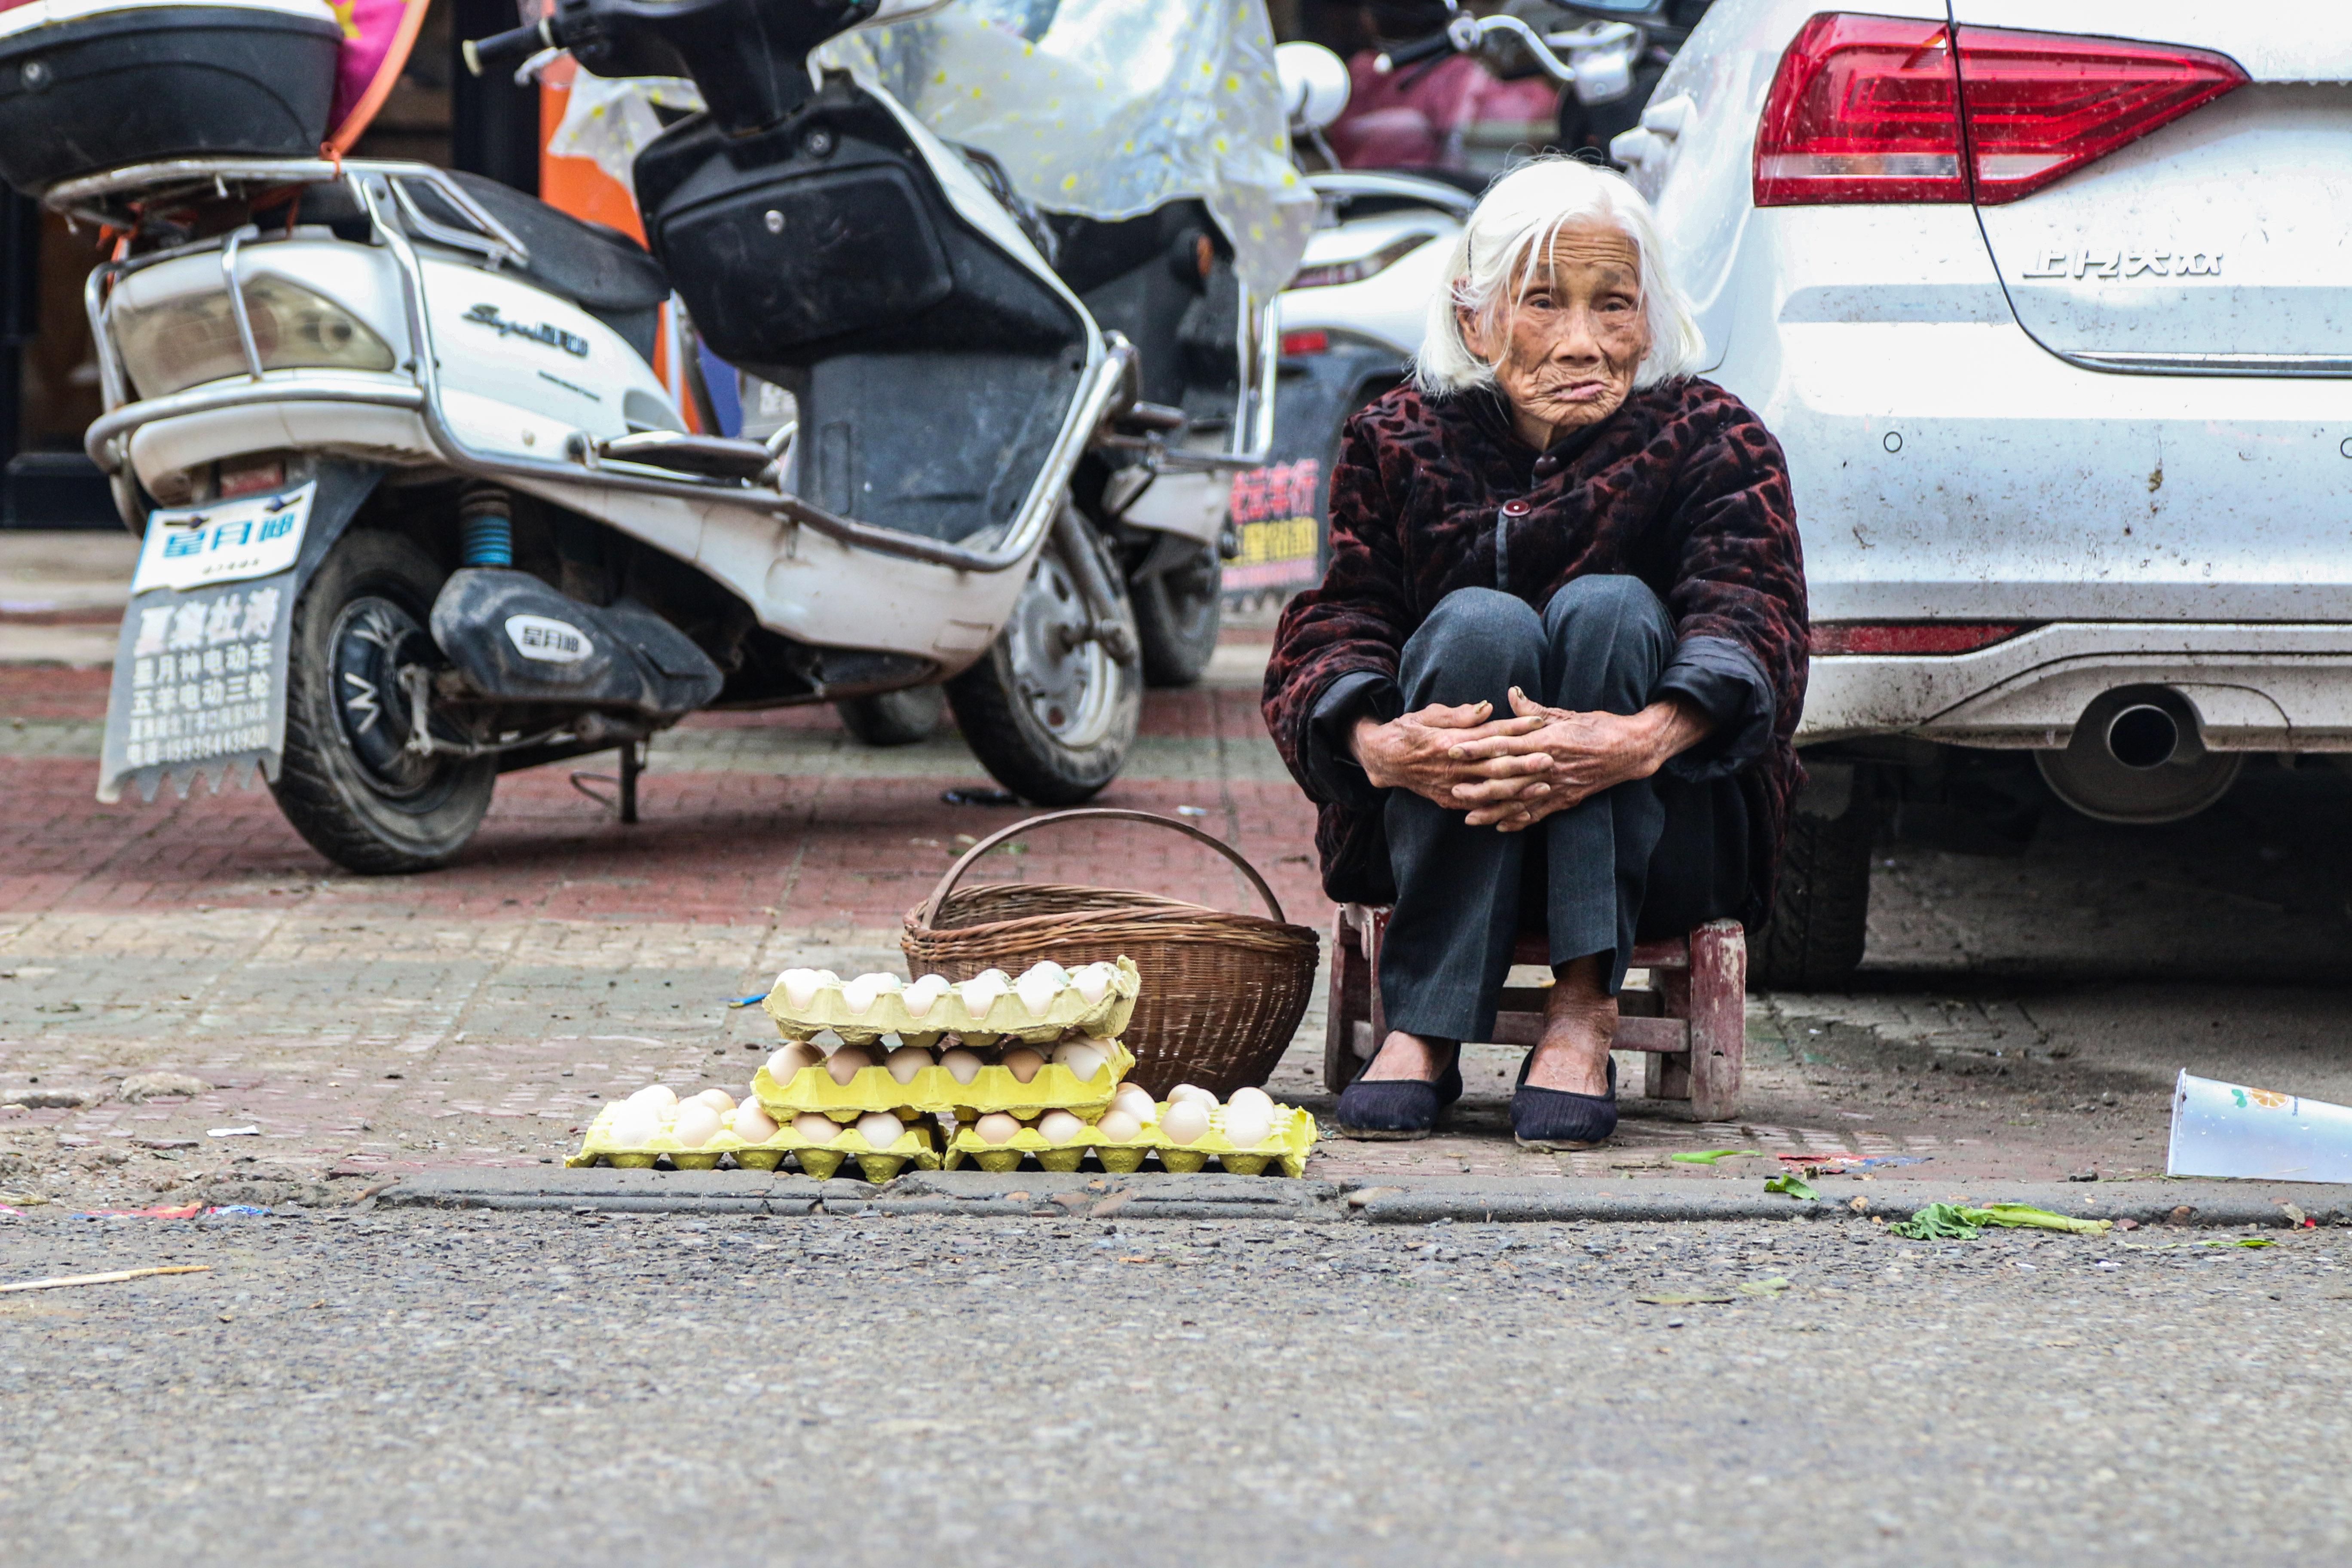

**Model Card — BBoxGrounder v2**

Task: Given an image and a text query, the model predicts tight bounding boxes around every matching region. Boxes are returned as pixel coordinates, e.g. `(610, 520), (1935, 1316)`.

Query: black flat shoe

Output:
(1511, 1052), (1617, 1150)
(1334, 1052), (1463, 1141)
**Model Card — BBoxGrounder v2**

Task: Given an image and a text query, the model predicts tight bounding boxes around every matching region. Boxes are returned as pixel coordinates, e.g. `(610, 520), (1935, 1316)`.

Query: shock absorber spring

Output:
(458, 486), (513, 568)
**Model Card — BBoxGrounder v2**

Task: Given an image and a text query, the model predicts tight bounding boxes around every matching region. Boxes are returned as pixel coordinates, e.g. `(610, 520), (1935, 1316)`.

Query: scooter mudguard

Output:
(1227, 337), (1403, 602)
(97, 460), (383, 805)
(429, 568), (723, 718)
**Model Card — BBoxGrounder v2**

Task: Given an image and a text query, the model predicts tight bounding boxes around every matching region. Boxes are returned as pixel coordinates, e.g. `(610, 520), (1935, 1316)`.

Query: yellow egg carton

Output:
(760, 957), (1140, 1046)
(943, 1103), (1318, 1179)
(567, 1104), (942, 1182)
(751, 1037), (1135, 1123)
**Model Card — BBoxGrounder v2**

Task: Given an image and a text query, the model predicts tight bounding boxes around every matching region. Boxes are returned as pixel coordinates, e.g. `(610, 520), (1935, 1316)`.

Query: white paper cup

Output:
(2167, 1069), (2352, 1184)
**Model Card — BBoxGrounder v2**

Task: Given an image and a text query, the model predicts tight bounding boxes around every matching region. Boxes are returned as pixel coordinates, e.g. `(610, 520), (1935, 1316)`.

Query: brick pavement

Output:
(9, 616), (2345, 1208)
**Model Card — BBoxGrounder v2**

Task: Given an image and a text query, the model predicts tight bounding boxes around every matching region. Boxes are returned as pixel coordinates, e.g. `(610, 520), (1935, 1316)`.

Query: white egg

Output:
(1038, 1109), (1085, 1143)
(610, 1105), (661, 1145)
(693, 1087), (736, 1114)
(1222, 1102), (1274, 1149)
(854, 1111), (906, 1148)
(956, 970), (1011, 1016)
(1000, 1047), (1045, 1084)
(975, 1112), (1023, 1145)
(1096, 1108), (1142, 1142)
(776, 968), (828, 1012)
(1072, 962), (1114, 1005)
(732, 1101), (779, 1142)
(939, 1047), (984, 1085)
(1227, 1086), (1275, 1117)
(885, 1045), (934, 1084)
(625, 1083), (678, 1110)
(840, 971), (902, 1016)
(1161, 1099), (1212, 1143)
(792, 1112), (840, 1145)
(1111, 1082), (1158, 1122)
(1019, 959), (1071, 988)
(825, 1046), (875, 1085)
(673, 1102), (723, 1148)
(902, 974), (952, 1020)
(1050, 1041), (1107, 1082)
(1013, 973), (1059, 1018)
(1167, 1083), (1216, 1108)
(767, 1042), (820, 1081)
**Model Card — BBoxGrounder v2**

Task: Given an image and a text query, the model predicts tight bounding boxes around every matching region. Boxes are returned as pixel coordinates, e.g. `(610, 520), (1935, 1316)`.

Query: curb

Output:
(374, 1168), (2352, 1228)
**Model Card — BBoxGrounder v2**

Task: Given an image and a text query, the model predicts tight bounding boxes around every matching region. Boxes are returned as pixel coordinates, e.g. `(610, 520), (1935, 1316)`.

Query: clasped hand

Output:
(1351, 688), (1707, 832)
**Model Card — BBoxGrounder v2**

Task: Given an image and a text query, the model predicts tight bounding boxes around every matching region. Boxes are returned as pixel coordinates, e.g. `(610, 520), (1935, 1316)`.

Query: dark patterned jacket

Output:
(1261, 377), (1808, 922)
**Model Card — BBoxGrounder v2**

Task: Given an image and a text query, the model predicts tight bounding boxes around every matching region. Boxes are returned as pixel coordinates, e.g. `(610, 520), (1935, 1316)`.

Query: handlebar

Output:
(1373, 28), (1461, 73)
(1373, 14), (1638, 89)
(462, 18), (554, 77)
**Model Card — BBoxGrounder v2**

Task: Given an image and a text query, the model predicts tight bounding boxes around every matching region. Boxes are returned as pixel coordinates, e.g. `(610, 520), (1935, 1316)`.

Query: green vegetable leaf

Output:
(1736, 1276), (1792, 1297)
(1671, 1148), (1767, 1165)
(1764, 1173), (1819, 1201)
(1636, 1290), (1736, 1306)
(2208, 1236), (2276, 1248)
(1886, 1202), (1982, 1240)
(1969, 1203), (2113, 1236)
(1888, 1201), (2111, 1240)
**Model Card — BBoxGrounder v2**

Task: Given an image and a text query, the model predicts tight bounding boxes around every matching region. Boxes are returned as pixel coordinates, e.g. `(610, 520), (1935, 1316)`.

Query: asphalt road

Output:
(3, 1208), (2347, 1565)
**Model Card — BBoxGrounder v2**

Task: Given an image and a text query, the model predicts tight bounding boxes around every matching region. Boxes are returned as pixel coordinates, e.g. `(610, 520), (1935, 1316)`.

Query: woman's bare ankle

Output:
(1361, 1029), (1457, 1082)
(1528, 956), (1616, 1094)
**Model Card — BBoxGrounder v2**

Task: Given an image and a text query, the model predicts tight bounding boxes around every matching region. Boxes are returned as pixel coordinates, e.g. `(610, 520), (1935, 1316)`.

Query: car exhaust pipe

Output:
(2037, 686), (2239, 825)
(2104, 703), (2180, 770)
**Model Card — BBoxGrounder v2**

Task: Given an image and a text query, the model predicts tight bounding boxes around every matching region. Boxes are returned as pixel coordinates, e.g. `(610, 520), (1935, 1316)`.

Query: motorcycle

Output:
(6, 0), (1299, 871)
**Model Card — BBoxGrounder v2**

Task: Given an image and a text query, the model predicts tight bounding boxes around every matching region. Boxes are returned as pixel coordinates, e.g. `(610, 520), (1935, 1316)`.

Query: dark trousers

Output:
(1379, 578), (1745, 1044)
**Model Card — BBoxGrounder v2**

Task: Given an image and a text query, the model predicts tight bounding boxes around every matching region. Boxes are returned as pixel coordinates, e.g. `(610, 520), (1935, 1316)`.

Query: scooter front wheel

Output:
(946, 514), (1142, 805)
(270, 530), (496, 873)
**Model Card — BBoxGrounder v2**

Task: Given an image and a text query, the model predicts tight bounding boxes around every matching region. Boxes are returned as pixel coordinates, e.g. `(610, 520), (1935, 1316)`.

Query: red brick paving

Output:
(0, 756), (1328, 928)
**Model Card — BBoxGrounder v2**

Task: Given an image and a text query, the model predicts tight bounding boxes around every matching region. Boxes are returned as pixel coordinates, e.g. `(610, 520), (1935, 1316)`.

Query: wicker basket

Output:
(901, 809), (1320, 1099)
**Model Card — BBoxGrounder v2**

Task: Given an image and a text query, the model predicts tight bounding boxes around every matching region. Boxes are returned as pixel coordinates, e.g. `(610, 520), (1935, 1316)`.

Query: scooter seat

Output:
(413, 172), (671, 315)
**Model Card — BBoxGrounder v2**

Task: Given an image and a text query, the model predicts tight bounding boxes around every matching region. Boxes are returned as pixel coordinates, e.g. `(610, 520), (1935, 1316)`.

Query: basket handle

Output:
(918, 808), (1289, 931)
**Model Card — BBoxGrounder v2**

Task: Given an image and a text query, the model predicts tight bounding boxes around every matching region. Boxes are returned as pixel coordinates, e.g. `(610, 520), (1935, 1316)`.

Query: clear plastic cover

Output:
(547, 0), (1313, 304)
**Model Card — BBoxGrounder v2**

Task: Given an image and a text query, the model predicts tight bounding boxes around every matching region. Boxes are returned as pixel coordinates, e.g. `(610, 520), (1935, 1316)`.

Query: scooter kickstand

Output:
(569, 740), (644, 824)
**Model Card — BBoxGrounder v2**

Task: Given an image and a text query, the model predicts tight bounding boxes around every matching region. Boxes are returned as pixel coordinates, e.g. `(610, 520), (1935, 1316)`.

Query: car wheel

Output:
(946, 511), (1142, 805)
(835, 686), (946, 747)
(1129, 539), (1223, 688)
(1751, 765), (1878, 990)
(269, 530), (495, 874)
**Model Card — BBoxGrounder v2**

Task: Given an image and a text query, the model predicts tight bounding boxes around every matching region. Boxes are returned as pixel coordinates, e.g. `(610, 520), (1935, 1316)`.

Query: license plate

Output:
(130, 481), (317, 596)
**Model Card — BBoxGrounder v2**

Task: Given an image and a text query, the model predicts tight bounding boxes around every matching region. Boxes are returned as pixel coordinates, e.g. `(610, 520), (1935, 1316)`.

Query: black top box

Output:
(0, 0), (343, 195)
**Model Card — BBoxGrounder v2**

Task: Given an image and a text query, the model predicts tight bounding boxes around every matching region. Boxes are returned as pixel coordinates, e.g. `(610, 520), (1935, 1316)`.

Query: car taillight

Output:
(1755, 14), (1967, 205)
(1954, 26), (2245, 202)
(1755, 12), (2247, 208)
(1810, 622), (2026, 656)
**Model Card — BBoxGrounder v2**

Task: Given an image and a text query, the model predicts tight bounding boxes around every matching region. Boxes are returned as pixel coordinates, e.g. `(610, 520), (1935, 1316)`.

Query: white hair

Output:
(1413, 156), (1705, 398)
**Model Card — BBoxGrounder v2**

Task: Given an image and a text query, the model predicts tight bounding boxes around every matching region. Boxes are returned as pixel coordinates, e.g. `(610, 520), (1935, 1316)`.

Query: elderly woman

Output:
(1263, 158), (1806, 1148)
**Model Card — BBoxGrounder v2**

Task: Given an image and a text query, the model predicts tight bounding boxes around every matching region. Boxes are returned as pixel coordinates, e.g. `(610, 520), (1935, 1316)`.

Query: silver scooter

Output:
(14, 0), (1280, 871)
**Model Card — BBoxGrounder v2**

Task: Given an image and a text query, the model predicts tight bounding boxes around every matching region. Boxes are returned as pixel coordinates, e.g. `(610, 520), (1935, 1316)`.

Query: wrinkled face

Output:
(1458, 219), (1652, 447)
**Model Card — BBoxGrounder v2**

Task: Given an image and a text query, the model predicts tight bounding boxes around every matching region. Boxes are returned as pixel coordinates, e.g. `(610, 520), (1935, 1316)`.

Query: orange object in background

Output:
(537, 56), (645, 241)
(536, 58), (697, 427)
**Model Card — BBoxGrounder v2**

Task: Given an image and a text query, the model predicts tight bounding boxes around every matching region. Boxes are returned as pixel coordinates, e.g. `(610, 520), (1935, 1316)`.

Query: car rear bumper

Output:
(1801, 622), (2352, 750)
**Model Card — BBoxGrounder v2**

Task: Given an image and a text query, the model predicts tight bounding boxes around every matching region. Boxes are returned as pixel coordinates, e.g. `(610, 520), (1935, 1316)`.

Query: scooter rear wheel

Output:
(946, 513), (1142, 805)
(270, 530), (495, 874)
(1130, 539), (1224, 688)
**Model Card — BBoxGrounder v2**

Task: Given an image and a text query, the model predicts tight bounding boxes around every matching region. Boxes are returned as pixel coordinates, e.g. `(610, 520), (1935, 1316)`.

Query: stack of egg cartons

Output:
(747, 959), (1142, 1178)
(568, 956), (1317, 1178)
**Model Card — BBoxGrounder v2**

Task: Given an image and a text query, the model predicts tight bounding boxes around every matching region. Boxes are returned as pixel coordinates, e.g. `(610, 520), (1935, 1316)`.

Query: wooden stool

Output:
(1324, 906), (1747, 1121)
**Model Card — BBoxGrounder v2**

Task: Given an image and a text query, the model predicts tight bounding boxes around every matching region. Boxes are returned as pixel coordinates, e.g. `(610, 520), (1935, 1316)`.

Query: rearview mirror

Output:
(1276, 41), (1351, 134)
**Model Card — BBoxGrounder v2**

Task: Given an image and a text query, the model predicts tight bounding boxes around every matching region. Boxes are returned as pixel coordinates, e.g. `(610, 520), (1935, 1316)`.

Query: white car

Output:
(1612, 0), (2352, 983)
